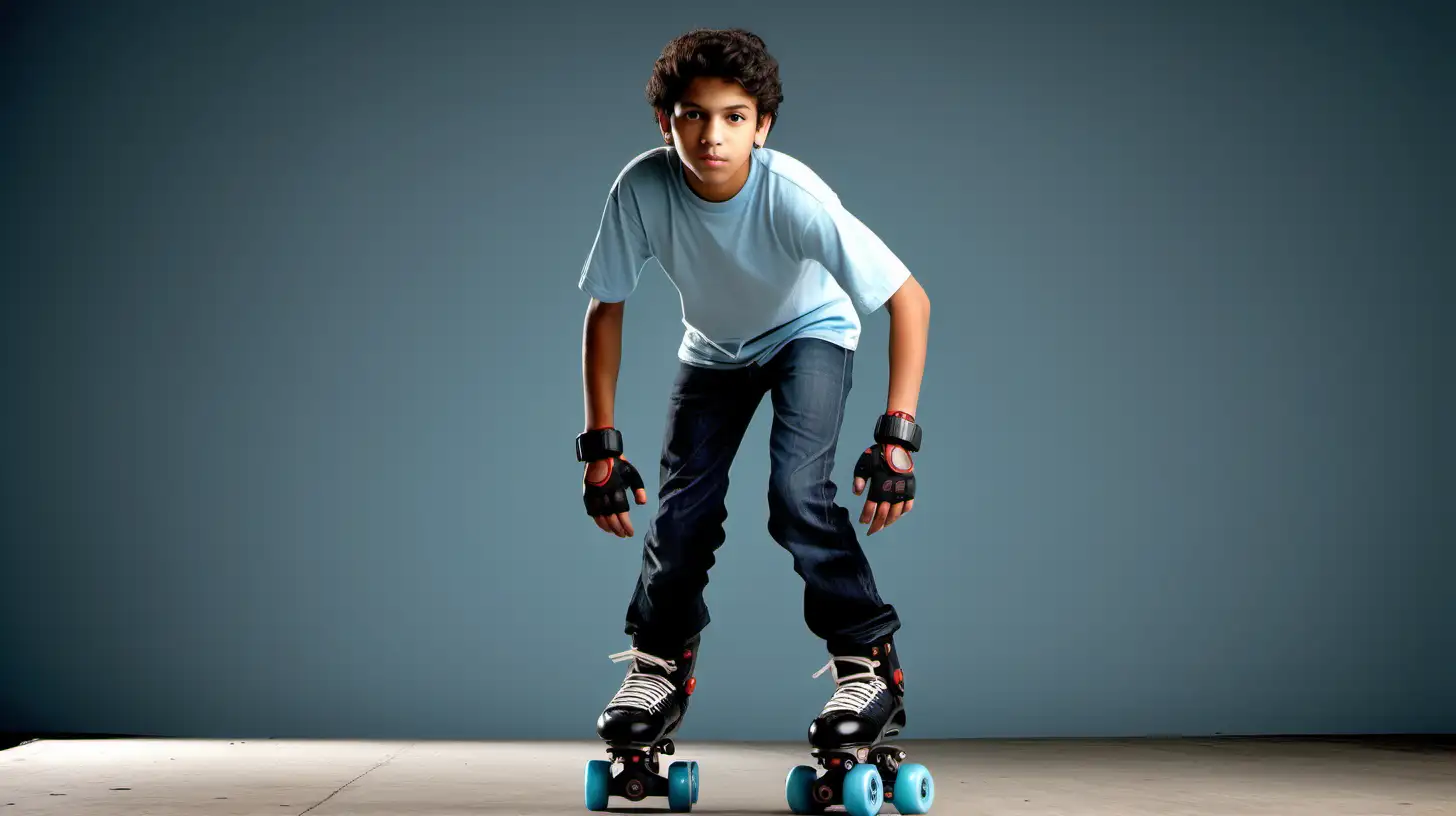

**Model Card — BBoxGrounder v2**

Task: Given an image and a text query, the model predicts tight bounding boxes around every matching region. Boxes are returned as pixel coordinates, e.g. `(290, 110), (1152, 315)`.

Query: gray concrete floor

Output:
(1, 736), (1453, 814)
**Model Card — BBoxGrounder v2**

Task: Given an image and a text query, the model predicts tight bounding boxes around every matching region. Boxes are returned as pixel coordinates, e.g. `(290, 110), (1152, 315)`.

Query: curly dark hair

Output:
(646, 28), (783, 134)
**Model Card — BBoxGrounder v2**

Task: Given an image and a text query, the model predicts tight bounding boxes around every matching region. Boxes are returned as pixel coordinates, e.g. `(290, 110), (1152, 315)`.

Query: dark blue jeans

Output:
(624, 337), (901, 655)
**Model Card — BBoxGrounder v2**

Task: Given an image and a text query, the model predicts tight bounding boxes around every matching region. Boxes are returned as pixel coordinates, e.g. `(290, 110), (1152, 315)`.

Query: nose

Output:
(699, 117), (723, 144)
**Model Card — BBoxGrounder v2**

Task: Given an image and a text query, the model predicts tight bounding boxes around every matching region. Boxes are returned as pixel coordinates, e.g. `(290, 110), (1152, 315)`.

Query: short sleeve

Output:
(796, 199), (911, 314)
(578, 184), (654, 303)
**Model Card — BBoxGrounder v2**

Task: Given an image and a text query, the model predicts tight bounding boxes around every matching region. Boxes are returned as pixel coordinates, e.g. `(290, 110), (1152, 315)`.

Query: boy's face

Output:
(658, 76), (773, 202)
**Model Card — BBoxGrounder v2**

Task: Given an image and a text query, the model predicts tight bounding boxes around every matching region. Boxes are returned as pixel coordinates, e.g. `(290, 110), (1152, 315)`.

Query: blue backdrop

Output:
(2, 0), (1451, 740)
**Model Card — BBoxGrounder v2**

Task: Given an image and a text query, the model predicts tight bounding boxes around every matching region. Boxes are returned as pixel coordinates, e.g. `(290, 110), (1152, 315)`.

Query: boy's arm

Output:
(851, 273), (929, 535)
(883, 275), (931, 419)
(582, 298), (625, 432)
(580, 296), (648, 538)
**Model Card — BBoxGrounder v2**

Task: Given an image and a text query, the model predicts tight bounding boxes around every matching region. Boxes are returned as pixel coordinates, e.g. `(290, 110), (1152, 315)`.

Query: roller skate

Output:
(785, 637), (935, 816)
(584, 634), (701, 812)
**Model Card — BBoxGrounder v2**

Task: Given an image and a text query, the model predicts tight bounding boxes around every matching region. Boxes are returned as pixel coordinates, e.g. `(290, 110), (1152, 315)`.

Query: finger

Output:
(616, 511), (634, 537)
(595, 515), (614, 535)
(886, 501), (906, 527)
(870, 502), (891, 535)
(853, 448), (875, 482)
(905, 498), (915, 513)
(860, 499), (877, 525)
(605, 513), (626, 537)
(853, 477), (865, 495)
(620, 458), (646, 494)
(634, 488), (648, 505)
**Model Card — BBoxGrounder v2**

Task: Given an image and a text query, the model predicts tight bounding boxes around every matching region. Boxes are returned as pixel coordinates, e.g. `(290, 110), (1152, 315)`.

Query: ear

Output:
(756, 112), (773, 147)
(657, 110), (671, 140)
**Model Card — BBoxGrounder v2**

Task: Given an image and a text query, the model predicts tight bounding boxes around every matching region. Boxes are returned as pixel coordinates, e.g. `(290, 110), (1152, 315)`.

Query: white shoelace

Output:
(606, 648), (680, 713)
(813, 655), (887, 716)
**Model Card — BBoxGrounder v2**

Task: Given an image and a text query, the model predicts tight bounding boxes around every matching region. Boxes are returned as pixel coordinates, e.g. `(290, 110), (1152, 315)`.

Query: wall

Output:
(2, 0), (1450, 740)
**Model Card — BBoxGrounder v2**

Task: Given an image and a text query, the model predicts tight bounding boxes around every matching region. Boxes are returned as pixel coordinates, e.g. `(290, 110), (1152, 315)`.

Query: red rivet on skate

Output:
(686, 677), (696, 695)
(632, 755), (640, 762)
(830, 757), (841, 766)
(894, 668), (903, 685)
(684, 650), (692, 658)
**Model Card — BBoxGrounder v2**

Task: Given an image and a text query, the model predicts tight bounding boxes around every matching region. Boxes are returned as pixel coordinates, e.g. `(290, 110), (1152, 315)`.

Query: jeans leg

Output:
(763, 338), (901, 652)
(625, 360), (766, 653)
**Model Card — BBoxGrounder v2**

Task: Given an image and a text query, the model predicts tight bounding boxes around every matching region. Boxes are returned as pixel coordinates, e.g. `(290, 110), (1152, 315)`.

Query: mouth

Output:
(699, 154), (729, 166)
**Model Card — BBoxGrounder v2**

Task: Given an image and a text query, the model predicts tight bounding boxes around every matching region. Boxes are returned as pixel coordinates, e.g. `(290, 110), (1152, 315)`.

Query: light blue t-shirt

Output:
(578, 146), (912, 369)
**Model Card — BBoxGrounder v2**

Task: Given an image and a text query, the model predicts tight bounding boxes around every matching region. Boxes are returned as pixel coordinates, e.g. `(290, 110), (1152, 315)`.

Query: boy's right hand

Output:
(584, 456), (648, 538)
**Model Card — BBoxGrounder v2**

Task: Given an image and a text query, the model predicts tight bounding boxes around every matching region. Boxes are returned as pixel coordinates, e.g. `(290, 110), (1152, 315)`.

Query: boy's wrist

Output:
(873, 411), (922, 452)
(576, 427), (624, 462)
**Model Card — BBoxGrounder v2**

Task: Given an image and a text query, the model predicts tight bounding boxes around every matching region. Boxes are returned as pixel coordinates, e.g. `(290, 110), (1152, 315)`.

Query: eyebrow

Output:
(680, 100), (752, 111)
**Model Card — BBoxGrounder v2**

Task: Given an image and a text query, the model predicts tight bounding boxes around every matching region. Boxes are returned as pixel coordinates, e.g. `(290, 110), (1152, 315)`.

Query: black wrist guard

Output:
(874, 412), (922, 452)
(576, 427), (624, 462)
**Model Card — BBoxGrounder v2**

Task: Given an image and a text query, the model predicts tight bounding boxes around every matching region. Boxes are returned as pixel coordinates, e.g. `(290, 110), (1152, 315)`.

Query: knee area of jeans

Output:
(650, 514), (728, 547)
(766, 472), (825, 509)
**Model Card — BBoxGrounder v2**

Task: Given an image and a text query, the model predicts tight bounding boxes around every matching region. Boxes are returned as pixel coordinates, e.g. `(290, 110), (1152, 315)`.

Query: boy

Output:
(575, 27), (933, 811)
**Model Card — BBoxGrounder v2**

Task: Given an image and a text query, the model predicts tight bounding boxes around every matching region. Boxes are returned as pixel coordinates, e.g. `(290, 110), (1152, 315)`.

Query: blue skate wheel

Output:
(584, 759), (611, 811)
(842, 763), (884, 816)
(690, 760), (700, 803)
(892, 763), (935, 814)
(667, 760), (694, 812)
(785, 764), (821, 814)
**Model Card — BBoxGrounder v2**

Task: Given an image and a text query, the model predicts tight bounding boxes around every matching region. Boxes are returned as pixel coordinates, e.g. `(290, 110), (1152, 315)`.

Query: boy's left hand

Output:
(852, 442), (915, 535)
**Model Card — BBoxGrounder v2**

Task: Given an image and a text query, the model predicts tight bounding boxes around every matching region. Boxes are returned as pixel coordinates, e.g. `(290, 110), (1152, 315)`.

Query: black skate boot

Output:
(808, 637), (905, 753)
(584, 634), (701, 812)
(785, 637), (936, 816)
